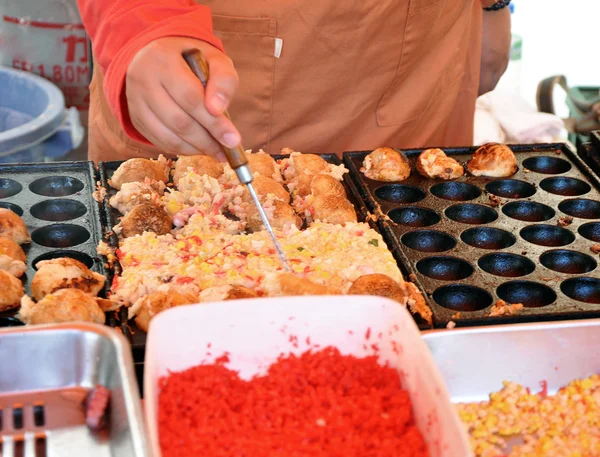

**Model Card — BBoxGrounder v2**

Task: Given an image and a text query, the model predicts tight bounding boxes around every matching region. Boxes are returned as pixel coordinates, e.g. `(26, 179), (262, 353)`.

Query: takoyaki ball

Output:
(173, 154), (224, 185)
(361, 147), (411, 182)
(0, 208), (30, 244)
(19, 289), (105, 325)
(120, 202), (173, 237)
(108, 157), (170, 190)
(246, 200), (302, 232)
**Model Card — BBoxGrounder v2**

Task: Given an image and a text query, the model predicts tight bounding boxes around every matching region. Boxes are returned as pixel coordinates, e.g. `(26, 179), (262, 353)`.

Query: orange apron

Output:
(88, 0), (482, 162)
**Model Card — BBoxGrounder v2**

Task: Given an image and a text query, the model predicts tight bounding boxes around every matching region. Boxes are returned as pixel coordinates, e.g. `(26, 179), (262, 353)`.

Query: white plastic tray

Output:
(423, 319), (600, 403)
(144, 295), (472, 457)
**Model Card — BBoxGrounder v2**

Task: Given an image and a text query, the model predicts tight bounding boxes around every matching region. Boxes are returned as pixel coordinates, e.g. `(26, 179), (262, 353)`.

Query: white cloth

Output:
(474, 88), (566, 145)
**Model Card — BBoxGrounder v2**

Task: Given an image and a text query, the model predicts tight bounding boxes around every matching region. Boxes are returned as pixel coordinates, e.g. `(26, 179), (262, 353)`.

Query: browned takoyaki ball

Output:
(0, 238), (27, 277)
(108, 157), (170, 190)
(19, 289), (106, 325)
(173, 154), (224, 185)
(246, 200), (302, 232)
(349, 274), (408, 304)
(120, 202), (173, 237)
(0, 208), (30, 244)
(134, 290), (196, 332)
(416, 148), (464, 180)
(467, 143), (518, 178)
(361, 147), (411, 182)
(0, 269), (24, 312)
(31, 257), (106, 301)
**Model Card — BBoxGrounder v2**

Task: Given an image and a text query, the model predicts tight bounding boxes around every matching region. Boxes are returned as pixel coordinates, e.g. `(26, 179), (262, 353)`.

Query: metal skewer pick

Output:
(182, 49), (292, 272)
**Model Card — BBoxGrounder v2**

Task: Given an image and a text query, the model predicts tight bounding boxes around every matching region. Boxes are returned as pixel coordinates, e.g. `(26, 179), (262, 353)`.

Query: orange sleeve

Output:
(77, 0), (224, 143)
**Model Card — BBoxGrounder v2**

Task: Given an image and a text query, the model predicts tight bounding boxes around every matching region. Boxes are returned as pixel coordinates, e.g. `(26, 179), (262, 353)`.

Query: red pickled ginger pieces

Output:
(158, 347), (429, 457)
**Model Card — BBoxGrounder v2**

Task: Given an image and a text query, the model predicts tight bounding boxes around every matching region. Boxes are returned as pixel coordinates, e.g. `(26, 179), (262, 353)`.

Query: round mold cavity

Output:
(445, 204), (498, 225)
(401, 230), (456, 253)
(430, 182), (481, 202)
(460, 227), (516, 250)
(522, 156), (572, 174)
(374, 184), (426, 204)
(478, 253), (535, 278)
(29, 176), (84, 197)
(540, 177), (591, 196)
(485, 179), (536, 199)
(502, 201), (555, 222)
(0, 202), (24, 216)
(561, 278), (600, 304)
(32, 250), (94, 270)
(497, 281), (556, 308)
(520, 224), (575, 247)
(31, 224), (90, 248)
(579, 222), (600, 242)
(388, 207), (440, 227)
(30, 199), (87, 222)
(540, 249), (597, 274)
(558, 199), (600, 219)
(416, 256), (473, 281)
(432, 284), (493, 312)
(0, 178), (23, 199)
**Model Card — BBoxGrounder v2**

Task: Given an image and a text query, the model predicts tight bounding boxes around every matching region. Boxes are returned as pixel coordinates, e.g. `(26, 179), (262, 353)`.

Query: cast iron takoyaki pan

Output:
(0, 161), (114, 327)
(344, 143), (600, 328)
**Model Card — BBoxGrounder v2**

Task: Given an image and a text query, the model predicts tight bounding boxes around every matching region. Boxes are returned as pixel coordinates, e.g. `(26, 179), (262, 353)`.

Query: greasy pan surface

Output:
(98, 154), (423, 366)
(345, 143), (600, 327)
(0, 161), (114, 328)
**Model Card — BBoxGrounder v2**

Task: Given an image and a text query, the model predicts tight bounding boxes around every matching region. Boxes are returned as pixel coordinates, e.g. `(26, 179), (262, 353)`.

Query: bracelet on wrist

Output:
(483, 0), (511, 11)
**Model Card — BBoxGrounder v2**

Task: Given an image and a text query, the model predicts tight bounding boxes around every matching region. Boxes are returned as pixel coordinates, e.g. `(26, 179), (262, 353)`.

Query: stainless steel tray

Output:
(422, 319), (600, 403)
(0, 323), (149, 457)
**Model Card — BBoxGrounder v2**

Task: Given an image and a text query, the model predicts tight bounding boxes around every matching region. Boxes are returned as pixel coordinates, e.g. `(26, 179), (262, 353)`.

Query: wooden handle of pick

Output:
(182, 48), (248, 169)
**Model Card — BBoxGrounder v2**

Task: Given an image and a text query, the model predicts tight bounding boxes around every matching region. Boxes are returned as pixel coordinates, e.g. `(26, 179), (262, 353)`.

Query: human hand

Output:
(479, 7), (511, 96)
(126, 37), (240, 160)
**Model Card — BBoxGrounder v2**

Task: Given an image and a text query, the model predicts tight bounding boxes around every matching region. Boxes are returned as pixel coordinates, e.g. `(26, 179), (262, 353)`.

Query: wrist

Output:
(481, 0), (512, 11)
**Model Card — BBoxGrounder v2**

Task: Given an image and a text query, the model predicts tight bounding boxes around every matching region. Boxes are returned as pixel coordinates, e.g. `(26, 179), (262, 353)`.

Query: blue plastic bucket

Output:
(0, 66), (68, 163)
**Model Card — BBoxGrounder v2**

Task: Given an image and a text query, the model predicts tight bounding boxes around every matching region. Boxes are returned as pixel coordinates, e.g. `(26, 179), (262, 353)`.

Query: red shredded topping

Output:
(158, 347), (428, 457)
(539, 380), (548, 398)
(215, 353), (230, 364)
(214, 196), (225, 210)
(204, 242), (234, 263)
(189, 235), (203, 245)
(129, 257), (140, 267)
(175, 276), (194, 285)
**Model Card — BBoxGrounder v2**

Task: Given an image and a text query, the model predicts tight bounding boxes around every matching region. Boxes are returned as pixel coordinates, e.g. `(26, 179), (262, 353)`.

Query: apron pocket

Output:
(376, 0), (469, 128)
(212, 14), (277, 150)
